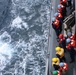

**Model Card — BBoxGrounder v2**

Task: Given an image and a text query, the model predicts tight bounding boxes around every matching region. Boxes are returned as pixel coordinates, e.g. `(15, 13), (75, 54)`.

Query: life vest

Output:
(58, 71), (61, 75)
(59, 38), (65, 44)
(66, 43), (71, 50)
(71, 40), (76, 48)
(56, 48), (64, 58)
(70, 34), (76, 40)
(60, 0), (67, 6)
(58, 4), (65, 13)
(52, 19), (60, 29)
(66, 39), (76, 49)
(58, 13), (63, 18)
(56, 13), (63, 19)
(60, 63), (68, 71)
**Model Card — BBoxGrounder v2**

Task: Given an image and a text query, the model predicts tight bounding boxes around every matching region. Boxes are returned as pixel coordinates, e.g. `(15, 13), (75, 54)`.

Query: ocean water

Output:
(0, 0), (51, 75)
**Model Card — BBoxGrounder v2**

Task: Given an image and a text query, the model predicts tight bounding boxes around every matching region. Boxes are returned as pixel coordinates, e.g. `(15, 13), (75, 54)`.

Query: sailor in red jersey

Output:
(54, 12), (63, 23)
(60, 0), (67, 6)
(52, 17), (61, 37)
(67, 32), (76, 45)
(58, 34), (66, 52)
(71, 39), (76, 48)
(59, 62), (68, 74)
(54, 12), (63, 35)
(58, 4), (65, 13)
(66, 38), (76, 49)
(57, 4), (66, 18)
(66, 38), (75, 63)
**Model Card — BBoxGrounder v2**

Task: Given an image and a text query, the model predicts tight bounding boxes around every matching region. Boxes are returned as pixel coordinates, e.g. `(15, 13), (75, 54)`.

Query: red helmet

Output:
(59, 34), (63, 39)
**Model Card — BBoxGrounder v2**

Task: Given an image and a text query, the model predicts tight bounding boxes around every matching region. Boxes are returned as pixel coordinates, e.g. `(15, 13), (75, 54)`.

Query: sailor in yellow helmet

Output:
(52, 57), (60, 70)
(55, 46), (66, 62)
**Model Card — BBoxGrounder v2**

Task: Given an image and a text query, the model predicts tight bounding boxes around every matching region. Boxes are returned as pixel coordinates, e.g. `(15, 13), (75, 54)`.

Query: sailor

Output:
(58, 34), (66, 52)
(57, 4), (66, 17)
(59, 62), (68, 74)
(67, 32), (76, 40)
(60, 0), (67, 15)
(52, 57), (60, 70)
(55, 46), (66, 62)
(52, 17), (61, 37)
(60, 0), (67, 6)
(51, 70), (61, 75)
(54, 12), (63, 23)
(58, 4), (65, 13)
(66, 38), (75, 63)
(67, 32), (76, 47)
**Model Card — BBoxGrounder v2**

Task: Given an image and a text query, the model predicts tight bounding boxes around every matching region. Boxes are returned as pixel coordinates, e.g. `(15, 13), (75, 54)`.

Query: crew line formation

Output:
(51, 0), (76, 75)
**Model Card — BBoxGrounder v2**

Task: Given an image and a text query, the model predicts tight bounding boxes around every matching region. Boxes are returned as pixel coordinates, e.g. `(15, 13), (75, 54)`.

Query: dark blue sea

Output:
(0, 0), (51, 75)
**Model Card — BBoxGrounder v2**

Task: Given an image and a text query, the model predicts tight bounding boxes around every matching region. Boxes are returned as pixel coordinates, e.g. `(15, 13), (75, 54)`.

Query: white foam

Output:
(11, 16), (29, 29)
(0, 31), (11, 43)
(0, 43), (12, 58)
(22, 22), (28, 29)
(12, 16), (22, 29)
(0, 41), (13, 70)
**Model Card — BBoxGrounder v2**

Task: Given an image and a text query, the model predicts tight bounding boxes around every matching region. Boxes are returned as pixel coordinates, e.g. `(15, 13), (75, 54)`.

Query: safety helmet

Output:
(59, 34), (63, 39)
(52, 17), (56, 22)
(55, 47), (61, 51)
(66, 38), (71, 43)
(67, 32), (72, 37)
(52, 71), (58, 75)
(52, 58), (58, 62)
(54, 12), (58, 17)
(59, 62), (64, 67)
(58, 5), (61, 8)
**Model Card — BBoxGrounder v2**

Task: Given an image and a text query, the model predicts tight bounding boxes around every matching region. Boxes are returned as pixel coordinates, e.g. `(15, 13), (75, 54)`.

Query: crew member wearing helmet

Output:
(57, 4), (66, 17)
(66, 33), (76, 48)
(52, 17), (61, 37)
(66, 38), (76, 49)
(55, 47), (66, 62)
(66, 38), (75, 63)
(54, 12), (63, 23)
(58, 34), (66, 52)
(52, 57), (60, 70)
(51, 70), (61, 75)
(59, 62), (68, 74)
(60, 0), (67, 16)
(67, 32), (76, 40)
(60, 0), (67, 6)
(54, 12), (63, 33)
